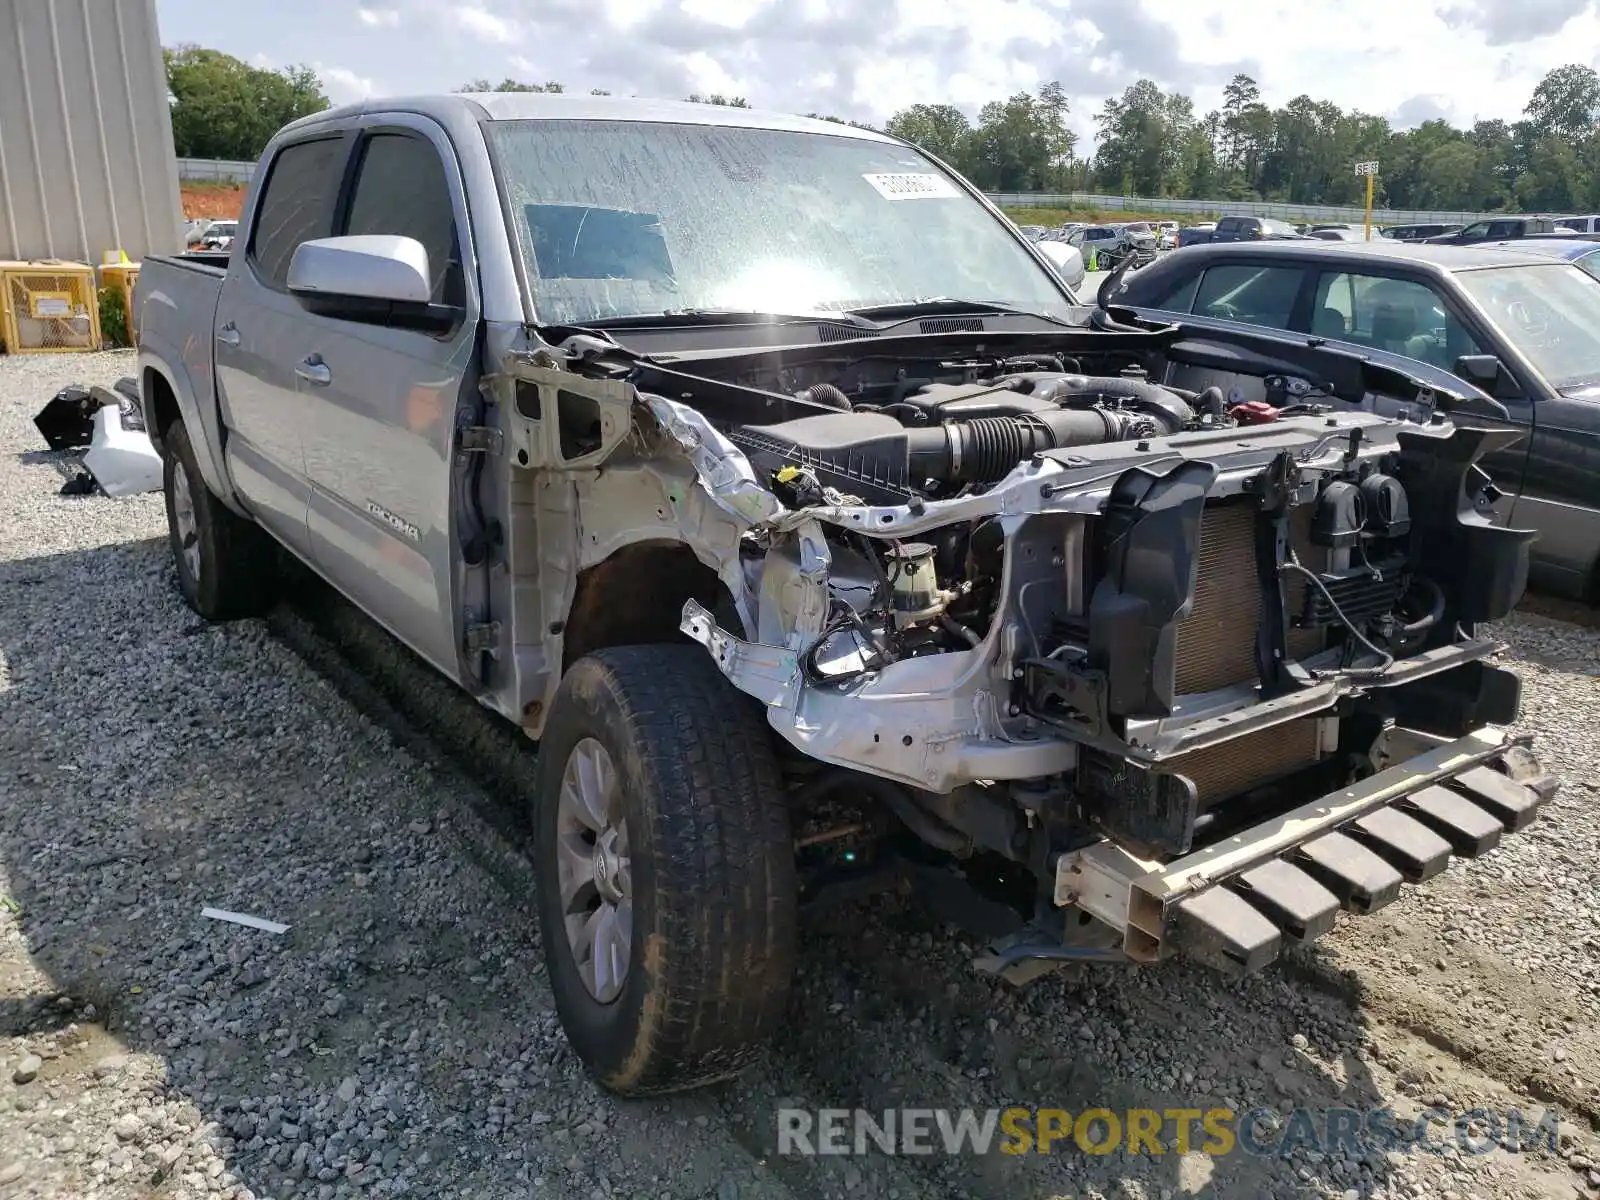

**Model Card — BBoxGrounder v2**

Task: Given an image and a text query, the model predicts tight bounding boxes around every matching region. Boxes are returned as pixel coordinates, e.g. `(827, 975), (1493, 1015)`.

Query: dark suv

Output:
(1425, 216), (1564, 244)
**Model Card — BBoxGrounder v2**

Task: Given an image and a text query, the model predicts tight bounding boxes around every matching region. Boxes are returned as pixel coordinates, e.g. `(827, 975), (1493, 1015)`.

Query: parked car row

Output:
(1105, 236), (1600, 602)
(1017, 212), (1596, 255)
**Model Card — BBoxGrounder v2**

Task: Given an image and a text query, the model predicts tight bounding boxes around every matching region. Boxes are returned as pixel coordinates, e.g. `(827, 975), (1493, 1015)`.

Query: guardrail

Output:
(177, 156), (257, 182)
(988, 192), (1501, 226)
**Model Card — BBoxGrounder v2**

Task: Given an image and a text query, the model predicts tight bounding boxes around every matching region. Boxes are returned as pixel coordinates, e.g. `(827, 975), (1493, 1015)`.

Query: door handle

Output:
(216, 322), (240, 347)
(295, 355), (332, 387)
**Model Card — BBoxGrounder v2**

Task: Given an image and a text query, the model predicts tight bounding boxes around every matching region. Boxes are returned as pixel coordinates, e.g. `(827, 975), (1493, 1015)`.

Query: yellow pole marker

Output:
(1356, 160), (1379, 240)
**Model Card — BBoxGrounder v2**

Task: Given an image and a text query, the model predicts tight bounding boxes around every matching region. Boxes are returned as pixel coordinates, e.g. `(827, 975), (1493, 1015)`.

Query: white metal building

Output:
(0, 0), (183, 264)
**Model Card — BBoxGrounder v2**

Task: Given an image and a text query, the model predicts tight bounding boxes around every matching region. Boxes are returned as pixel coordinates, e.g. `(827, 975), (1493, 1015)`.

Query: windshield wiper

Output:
(843, 297), (1077, 328)
(581, 308), (876, 330)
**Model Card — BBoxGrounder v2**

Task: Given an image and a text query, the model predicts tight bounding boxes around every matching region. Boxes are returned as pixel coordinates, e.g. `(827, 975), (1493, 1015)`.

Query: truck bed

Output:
(147, 250), (230, 275)
(133, 250), (232, 501)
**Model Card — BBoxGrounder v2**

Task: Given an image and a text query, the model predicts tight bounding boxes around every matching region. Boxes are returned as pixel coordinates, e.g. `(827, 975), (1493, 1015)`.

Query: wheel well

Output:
(561, 542), (736, 674)
(141, 368), (181, 451)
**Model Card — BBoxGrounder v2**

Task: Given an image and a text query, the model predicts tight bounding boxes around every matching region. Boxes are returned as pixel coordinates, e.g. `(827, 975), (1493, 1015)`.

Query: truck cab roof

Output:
(280, 92), (895, 143)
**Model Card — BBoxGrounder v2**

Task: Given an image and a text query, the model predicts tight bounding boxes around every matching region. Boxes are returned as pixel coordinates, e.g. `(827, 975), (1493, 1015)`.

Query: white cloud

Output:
(317, 63), (377, 103)
(163, 0), (1600, 148)
(457, 4), (521, 43)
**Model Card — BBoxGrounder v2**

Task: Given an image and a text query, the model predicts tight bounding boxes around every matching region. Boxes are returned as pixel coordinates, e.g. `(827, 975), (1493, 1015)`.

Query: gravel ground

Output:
(1, 350), (1598, 1200)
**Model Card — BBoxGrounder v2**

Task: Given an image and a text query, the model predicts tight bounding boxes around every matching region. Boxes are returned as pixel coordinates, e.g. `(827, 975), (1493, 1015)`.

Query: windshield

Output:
(485, 119), (1069, 325)
(1455, 262), (1600, 388)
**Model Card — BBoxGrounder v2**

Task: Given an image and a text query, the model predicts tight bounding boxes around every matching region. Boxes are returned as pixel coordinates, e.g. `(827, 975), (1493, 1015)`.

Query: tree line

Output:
(886, 65), (1600, 213)
(166, 46), (1600, 214)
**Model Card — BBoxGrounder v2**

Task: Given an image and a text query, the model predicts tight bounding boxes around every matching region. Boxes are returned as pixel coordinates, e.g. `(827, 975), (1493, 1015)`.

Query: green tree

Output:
(1522, 64), (1600, 142)
(685, 94), (750, 107)
(1093, 80), (1195, 197)
(165, 45), (328, 160)
(884, 103), (974, 170)
(804, 113), (879, 130)
(458, 78), (565, 92)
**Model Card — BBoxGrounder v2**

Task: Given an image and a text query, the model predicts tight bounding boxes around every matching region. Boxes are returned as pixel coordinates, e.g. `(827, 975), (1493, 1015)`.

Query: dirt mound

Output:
(180, 182), (246, 220)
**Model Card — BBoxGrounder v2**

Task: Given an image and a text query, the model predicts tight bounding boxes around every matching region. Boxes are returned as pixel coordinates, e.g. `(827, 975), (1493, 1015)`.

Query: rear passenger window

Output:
(1311, 272), (1486, 369)
(1191, 264), (1302, 329)
(342, 133), (463, 307)
(250, 137), (346, 288)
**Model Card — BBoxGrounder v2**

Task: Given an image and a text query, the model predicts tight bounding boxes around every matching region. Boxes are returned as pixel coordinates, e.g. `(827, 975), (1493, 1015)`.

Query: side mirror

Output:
(288, 235), (432, 304)
(1036, 240), (1086, 290)
(1452, 354), (1522, 401)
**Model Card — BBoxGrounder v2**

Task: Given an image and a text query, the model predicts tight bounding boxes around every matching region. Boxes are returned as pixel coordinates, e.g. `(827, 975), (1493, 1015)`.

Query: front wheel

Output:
(533, 644), (797, 1096)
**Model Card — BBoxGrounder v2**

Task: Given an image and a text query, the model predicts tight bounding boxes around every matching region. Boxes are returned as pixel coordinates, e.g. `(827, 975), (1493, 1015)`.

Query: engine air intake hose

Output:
(797, 382), (853, 411)
(999, 372), (1194, 431)
(906, 407), (1124, 484)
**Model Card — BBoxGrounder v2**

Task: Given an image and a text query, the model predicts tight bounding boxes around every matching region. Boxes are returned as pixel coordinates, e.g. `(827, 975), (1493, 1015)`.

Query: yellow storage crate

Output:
(0, 260), (102, 354)
(99, 261), (141, 346)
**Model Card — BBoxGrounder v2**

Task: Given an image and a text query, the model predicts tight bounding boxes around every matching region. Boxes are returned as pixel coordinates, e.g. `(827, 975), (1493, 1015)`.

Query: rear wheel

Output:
(533, 644), (796, 1096)
(161, 419), (276, 620)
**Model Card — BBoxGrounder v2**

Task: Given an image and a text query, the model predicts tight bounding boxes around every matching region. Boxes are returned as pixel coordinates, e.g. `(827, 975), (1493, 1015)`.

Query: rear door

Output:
(298, 116), (478, 675)
(214, 132), (349, 554)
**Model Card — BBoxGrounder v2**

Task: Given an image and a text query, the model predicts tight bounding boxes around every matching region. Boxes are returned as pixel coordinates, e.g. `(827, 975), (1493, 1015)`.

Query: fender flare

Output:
(136, 337), (244, 513)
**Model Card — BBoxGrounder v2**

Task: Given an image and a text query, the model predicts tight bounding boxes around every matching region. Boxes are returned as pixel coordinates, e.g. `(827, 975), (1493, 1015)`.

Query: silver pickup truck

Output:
(136, 93), (1557, 1098)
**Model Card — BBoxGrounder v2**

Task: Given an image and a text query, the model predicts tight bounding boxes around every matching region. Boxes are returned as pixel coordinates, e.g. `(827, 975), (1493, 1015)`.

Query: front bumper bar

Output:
(1053, 725), (1557, 976)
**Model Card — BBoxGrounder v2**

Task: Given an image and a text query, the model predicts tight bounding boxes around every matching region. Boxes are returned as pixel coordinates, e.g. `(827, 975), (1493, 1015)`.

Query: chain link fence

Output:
(177, 157), (258, 183)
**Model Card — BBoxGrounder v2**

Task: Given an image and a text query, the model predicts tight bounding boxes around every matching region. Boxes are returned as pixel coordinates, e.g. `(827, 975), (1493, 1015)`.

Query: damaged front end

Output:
(516, 324), (1558, 982)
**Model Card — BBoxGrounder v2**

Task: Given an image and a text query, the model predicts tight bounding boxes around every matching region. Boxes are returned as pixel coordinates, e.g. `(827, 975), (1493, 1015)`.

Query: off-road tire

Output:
(161, 418), (276, 620)
(533, 644), (797, 1096)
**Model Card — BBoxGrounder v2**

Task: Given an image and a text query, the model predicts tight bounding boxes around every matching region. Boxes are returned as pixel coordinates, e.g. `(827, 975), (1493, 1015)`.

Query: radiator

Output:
(1162, 718), (1325, 809)
(1172, 502), (1326, 696)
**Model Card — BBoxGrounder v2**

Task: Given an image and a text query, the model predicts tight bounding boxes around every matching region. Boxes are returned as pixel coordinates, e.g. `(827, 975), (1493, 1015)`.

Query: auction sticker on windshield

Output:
(862, 172), (961, 200)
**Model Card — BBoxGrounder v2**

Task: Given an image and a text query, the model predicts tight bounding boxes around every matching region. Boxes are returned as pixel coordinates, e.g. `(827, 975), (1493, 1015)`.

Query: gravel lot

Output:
(1, 350), (1597, 1200)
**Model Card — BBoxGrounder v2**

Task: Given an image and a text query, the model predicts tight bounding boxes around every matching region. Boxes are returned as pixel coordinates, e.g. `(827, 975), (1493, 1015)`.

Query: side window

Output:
(1151, 271), (1201, 313)
(342, 133), (464, 307)
(1458, 221), (1491, 239)
(1575, 251), (1600, 283)
(249, 137), (346, 288)
(1192, 264), (1303, 329)
(1486, 221), (1519, 239)
(1312, 272), (1486, 369)
(1311, 272), (1356, 337)
(1216, 217), (1239, 234)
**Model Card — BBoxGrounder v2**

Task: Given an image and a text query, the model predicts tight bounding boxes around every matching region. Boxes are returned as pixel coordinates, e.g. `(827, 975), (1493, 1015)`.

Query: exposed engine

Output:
(730, 365), (1204, 504)
(702, 355), (1462, 725)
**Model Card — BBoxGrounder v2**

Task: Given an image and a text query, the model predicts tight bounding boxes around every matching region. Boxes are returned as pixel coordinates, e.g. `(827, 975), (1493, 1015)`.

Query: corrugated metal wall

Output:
(0, 0), (184, 264)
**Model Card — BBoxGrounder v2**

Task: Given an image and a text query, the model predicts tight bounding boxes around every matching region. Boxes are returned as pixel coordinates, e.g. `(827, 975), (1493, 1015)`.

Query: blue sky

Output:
(153, 0), (1600, 147)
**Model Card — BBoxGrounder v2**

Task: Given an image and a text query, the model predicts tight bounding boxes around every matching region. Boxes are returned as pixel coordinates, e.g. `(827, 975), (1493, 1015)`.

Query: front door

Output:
(1306, 268), (1531, 516)
(299, 119), (479, 675)
(212, 133), (349, 555)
